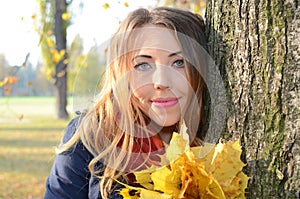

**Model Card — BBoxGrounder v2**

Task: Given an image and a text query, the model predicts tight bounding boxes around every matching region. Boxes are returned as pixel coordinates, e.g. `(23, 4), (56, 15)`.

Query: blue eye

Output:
(173, 59), (185, 68)
(134, 62), (152, 71)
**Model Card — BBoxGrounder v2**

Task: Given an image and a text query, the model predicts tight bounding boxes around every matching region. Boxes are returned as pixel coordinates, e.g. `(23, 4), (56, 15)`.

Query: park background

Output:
(1, 0), (299, 198)
(0, 0), (177, 198)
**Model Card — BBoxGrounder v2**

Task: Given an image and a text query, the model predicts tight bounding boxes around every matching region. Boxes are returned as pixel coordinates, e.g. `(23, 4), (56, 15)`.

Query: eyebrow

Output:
(132, 54), (152, 61)
(168, 51), (182, 57)
(132, 51), (182, 62)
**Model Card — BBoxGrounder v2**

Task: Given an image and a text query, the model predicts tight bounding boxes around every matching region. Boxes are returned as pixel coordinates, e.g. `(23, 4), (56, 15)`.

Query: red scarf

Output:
(116, 128), (166, 185)
(117, 133), (166, 171)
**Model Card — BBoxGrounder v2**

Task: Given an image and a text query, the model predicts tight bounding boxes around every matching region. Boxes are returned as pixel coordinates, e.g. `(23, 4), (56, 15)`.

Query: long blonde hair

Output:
(58, 7), (207, 198)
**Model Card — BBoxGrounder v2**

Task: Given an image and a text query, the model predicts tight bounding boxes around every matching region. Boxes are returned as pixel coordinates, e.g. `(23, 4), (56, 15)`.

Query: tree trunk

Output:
(205, 0), (299, 198)
(54, 0), (68, 119)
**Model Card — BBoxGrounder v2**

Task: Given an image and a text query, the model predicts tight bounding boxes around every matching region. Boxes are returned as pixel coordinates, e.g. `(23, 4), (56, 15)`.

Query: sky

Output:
(0, 0), (160, 67)
(0, 1), (40, 66)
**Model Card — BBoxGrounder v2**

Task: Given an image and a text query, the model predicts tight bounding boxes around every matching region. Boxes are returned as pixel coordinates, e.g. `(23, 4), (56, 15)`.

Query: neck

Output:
(148, 122), (177, 144)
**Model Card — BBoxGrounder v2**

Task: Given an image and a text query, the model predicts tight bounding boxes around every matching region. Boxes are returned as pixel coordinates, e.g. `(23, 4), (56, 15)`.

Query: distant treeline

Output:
(0, 54), (54, 96)
(0, 50), (105, 97)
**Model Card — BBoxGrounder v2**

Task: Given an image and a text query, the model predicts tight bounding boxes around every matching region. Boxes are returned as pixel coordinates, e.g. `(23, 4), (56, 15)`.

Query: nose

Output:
(152, 65), (170, 90)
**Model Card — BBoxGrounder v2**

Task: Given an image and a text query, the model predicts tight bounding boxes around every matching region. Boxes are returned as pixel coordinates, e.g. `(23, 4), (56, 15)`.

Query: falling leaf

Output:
(124, 1), (129, 7)
(102, 3), (110, 9)
(17, 114), (24, 121)
(62, 12), (71, 21)
(31, 14), (37, 19)
(27, 81), (33, 86)
(4, 87), (11, 95)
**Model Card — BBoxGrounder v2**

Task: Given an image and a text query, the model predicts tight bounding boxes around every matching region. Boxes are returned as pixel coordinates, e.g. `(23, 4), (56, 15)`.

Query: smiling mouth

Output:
(151, 98), (179, 108)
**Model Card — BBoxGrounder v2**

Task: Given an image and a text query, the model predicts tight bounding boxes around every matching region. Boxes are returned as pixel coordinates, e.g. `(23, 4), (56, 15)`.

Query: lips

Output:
(151, 97), (179, 108)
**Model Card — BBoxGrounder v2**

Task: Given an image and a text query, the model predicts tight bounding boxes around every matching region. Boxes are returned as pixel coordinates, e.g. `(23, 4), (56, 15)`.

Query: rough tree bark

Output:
(54, 0), (69, 119)
(205, 0), (299, 198)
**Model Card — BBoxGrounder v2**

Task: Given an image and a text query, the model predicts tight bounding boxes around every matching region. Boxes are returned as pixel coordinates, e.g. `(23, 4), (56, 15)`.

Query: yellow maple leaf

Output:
(119, 187), (139, 199)
(119, 131), (249, 199)
(194, 139), (248, 199)
(177, 152), (225, 199)
(119, 182), (172, 199)
(151, 166), (181, 196)
(134, 169), (155, 190)
(166, 130), (189, 162)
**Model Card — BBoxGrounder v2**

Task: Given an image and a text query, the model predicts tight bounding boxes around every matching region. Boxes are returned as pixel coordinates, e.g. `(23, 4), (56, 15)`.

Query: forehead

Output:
(128, 24), (181, 53)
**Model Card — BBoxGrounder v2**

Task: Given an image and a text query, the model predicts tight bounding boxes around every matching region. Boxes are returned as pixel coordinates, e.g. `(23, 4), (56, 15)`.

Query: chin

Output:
(152, 117), (180, 127)
(148, 110), (181, 128)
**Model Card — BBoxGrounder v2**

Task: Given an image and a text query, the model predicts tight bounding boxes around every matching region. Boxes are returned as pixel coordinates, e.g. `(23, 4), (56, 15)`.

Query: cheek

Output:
(175, 72), (192, 95)
(132, 89), (142, 101)
(132, 85), (151, 103)
(130, 72), (154, 102)
(176, 78), (194, 110)
(130, 75), (152, 93)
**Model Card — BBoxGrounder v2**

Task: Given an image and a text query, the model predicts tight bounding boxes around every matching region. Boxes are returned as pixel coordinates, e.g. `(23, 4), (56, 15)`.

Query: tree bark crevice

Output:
(54, 0), (69, 119)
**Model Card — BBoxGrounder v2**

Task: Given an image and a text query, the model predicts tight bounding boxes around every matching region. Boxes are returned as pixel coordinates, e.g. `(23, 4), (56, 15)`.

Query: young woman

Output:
(44, 6), (208, 199)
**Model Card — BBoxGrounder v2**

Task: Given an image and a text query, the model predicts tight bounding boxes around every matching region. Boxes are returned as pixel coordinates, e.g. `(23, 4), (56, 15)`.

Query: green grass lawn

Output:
(0, 97), (73, 199)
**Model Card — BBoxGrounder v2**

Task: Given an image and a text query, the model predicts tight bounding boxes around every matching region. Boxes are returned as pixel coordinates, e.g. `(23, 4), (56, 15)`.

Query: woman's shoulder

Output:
(61, 111), (87, 144)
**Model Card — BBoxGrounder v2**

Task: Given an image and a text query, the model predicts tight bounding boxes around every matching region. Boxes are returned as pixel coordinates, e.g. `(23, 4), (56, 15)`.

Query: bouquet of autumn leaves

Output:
(118, 128), (249, 199)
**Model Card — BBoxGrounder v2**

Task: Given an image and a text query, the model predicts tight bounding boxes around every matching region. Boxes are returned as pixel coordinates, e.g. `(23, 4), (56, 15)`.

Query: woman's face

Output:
(128, 25), (193, 127)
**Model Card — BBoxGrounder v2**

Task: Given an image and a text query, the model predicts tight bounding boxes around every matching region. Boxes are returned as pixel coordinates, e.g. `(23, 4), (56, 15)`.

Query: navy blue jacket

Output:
(44, 116), (123, 199)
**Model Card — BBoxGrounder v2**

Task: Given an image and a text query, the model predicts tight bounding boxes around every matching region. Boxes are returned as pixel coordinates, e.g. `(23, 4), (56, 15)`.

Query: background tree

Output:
(53, 0), (69, 118)
(205, 0), (299, 198)
(37, 0), (71, 119)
